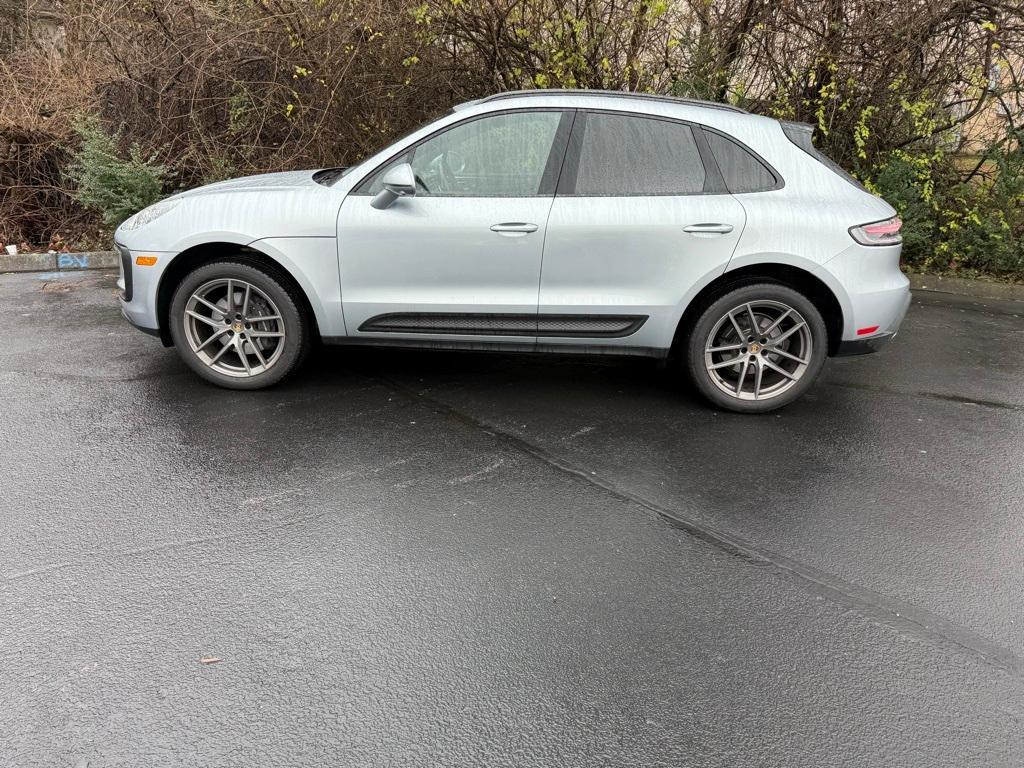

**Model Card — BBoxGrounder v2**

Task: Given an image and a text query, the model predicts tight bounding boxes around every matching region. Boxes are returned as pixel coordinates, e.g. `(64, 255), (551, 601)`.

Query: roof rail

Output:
(457, 89), (746, 114)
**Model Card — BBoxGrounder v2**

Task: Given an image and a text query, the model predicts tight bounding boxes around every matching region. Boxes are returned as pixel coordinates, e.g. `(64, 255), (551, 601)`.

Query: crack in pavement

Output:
(2, 511), (331, 582)
(2, 454), (414, 583)
(379, 375), (1024, 679)
(0, 366), (188, 383)
(826, 380), (1024, 412)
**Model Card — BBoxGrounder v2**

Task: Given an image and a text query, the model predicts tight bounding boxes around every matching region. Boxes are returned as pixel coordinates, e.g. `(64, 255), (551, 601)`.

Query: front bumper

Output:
(116, 242), (168, 338)
(120, 305), (162, 337)
(116, 243), (133, 301)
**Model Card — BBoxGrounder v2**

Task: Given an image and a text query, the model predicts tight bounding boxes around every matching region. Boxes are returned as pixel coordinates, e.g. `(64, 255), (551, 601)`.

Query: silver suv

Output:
(116, 89), (910, 413)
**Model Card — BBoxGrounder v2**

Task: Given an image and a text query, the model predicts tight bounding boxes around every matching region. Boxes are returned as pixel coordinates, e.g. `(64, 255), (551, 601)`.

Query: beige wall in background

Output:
(0, 0), (62, 53)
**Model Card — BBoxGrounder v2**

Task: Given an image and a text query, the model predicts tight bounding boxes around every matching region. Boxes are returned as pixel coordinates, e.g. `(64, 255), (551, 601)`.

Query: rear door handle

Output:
(490, 222), (539, 235)
(683, 223), (734, 235)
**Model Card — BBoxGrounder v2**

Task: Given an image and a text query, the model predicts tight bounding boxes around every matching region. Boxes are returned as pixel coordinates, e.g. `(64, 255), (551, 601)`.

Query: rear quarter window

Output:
(704, 131), (779, 193)
(781, 121), (864, 190)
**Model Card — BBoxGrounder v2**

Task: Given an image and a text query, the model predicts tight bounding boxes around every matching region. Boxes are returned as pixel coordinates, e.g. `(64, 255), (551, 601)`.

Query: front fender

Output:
(246, 237), (346, 337)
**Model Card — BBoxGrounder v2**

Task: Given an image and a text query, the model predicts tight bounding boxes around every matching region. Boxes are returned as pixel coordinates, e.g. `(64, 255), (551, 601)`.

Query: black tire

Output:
(169, 260), (310, 390)
(685, 282), (827, 413)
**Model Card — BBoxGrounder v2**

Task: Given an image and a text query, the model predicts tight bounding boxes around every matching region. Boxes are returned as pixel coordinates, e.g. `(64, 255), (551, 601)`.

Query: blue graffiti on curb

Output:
(57, 254), (90, 269)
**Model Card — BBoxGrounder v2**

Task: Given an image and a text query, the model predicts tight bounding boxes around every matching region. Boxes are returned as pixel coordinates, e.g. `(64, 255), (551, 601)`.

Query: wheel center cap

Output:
(232, 321), (244, 333)
(749, 342), (762, 354)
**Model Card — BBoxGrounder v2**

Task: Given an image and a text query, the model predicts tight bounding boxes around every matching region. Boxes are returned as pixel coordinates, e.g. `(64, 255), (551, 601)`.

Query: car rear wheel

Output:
(686, 283), (827, 413)
(169, 260), (309, 390)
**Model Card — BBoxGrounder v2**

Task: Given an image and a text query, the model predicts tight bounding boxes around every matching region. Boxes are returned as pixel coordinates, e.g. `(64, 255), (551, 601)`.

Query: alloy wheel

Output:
(182, 278), (286, 377)
(703, 300), (813, 401)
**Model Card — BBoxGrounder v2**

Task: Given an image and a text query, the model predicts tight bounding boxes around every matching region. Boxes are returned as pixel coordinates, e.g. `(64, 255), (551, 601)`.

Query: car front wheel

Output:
(686, 283), (827, 413)
(169, 260), (309, 390)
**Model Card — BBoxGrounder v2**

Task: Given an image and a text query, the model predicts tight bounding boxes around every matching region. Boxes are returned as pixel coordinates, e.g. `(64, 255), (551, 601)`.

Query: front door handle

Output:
(683, 223), (735, 235)
(490, 222), (539, 235)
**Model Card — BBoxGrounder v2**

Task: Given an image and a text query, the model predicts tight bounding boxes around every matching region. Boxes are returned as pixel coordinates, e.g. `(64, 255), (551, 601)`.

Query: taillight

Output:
(850, 216), (902, 246)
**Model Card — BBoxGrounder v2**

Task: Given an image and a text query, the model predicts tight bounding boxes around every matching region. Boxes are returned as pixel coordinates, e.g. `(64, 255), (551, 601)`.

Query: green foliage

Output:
(66, 117), (167, 228)
(868, 141), (1024, 278)
(867, 155), (937, 262)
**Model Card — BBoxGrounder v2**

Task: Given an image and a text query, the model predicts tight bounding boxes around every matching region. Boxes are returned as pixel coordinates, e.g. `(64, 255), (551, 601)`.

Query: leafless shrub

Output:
(0, 0), (1021, 261)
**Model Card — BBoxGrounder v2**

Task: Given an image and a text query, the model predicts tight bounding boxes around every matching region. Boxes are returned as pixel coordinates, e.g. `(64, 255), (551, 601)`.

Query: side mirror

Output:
(371, 163), (416, 209)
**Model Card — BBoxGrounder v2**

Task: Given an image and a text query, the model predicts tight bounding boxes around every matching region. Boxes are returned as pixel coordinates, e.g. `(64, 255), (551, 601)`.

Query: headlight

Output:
(120, 198), (181, 232)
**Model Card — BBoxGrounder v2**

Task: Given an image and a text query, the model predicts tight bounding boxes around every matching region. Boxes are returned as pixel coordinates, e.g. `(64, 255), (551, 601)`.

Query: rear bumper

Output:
(833, 287), (911, 357)
(818, 238), (911, 357)
(835, 333), (894, 356)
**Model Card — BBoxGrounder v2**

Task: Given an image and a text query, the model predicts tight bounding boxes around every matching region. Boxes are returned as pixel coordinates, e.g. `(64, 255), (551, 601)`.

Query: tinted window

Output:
(705, 131), (777, 193)
(359, 111), (563, 197)
(573, 113), (706, 195)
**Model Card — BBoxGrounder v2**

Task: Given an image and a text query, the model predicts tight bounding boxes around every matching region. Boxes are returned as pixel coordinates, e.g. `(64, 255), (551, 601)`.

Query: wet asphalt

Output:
(1, 270), (1023, 767)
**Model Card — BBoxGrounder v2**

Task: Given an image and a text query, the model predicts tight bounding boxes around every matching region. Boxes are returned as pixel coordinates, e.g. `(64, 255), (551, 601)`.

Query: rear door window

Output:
(568, 112), (707, 196)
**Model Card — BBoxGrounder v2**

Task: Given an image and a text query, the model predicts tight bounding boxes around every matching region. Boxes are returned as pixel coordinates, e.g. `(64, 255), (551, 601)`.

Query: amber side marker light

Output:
(135, 255), (158, 266)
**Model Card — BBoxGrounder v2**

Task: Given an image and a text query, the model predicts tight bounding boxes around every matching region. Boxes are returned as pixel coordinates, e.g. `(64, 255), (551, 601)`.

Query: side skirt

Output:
(322, 336), (669, 359)
(357, 312), (648, 338)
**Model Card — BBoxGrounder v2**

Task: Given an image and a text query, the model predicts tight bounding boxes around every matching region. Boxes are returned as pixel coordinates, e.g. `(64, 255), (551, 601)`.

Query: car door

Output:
(337, 109), (572, 341)
(539, 110), (747, 351)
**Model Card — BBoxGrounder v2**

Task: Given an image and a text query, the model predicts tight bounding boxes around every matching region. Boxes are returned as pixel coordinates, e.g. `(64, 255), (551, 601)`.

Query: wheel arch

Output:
(155, 242), (320, 346)
(671, 263), (845, 357)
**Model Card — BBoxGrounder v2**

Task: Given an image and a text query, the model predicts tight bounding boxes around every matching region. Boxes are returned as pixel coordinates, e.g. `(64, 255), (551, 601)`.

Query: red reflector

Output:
(857, 326), (880, 336)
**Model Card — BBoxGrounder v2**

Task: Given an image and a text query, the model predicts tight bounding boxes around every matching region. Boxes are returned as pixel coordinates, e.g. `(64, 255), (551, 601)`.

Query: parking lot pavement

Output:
(1, 270), (1022, 767)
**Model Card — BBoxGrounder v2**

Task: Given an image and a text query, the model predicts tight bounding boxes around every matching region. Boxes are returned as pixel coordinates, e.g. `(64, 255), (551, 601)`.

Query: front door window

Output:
(359, 111), (564, 197)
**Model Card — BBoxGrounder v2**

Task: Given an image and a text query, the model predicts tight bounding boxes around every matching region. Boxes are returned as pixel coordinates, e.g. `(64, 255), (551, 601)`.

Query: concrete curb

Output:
(0, 250), (118, 274)
(908, 273), (1024, 302)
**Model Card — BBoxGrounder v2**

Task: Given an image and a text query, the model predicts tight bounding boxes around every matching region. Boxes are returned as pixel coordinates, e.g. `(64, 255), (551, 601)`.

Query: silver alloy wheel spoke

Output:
(745, 303), (759, 336)
(709, 355), (745, 370)
(184, 277), (286, 378)
(195, 327), (231, 351)
(770, 347), (808, 365)
(236, 336), (252, 374)
(248, 335), (268, 368)
(206, 341), (232, 367)
(186, 309), (220, 328)
(762, 308), (791, 336)
(707, 342), (746, 353)
(763, 357), (798, 381)
(771, 321), (806, 345)
(735, 357), (751, 394)
(728, 311), (746, 340)
(195, 296), (226, 316)
(703, 299), (812, 402)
